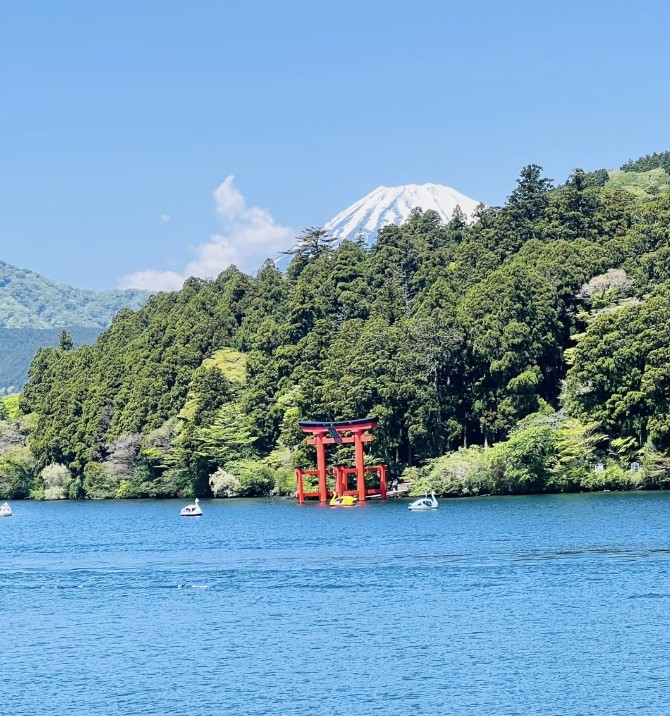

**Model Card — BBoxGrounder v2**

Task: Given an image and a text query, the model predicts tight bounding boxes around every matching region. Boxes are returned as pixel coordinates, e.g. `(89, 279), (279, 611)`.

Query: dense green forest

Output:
(0, 327), (101, 394)
(4, 157), (670, 500)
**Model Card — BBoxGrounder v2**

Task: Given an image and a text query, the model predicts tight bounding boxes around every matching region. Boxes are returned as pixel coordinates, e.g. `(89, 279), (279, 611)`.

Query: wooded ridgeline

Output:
(4, 155), (670, 499)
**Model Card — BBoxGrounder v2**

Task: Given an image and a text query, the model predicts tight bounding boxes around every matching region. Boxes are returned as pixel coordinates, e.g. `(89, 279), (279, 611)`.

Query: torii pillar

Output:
(312, 427), (329, 503)
(352, 427), (367, 503)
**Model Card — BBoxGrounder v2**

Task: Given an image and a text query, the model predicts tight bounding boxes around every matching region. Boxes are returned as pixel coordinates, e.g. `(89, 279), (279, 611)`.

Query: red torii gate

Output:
(295, 417), (387, 504)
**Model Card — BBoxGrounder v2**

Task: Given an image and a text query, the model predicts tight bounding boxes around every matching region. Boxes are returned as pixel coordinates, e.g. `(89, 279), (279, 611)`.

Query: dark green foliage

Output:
(565, 284), (670, 450)
(283, 227), (338, 279)
(0, 327), (101, 393)
(15, 153), (670, 498)
(621, 151), (670, 174)
(580, 169), (610, 188)
(58, 330), (74, 351)
(458, 264), (561, 439)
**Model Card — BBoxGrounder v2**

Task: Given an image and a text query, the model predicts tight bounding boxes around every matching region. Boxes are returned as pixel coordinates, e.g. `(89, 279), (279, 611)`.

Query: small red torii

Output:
(295, 417), (387, 504)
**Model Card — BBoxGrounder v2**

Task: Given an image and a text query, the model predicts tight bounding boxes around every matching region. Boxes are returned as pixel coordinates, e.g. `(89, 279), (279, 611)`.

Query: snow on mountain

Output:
(323, 183), (481, 246)
(275, 182), (482, 270)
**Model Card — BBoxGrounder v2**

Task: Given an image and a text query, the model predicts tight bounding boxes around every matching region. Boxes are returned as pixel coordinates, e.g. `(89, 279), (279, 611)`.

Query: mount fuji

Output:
(323, 183), (482, 246)
(275, 182), (482, 270)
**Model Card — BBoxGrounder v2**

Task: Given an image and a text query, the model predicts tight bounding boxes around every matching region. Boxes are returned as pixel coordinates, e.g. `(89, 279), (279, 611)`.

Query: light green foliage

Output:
(577, 463), (643, 492)
(609, 436), (638, 468)
(405, 411), (644, 496)
(409, 447), (490, 496)
(577, 269), (634, 309)
(40, 463), (74, 500)
(82, 462), (118, 499)
(550, 415), (604, 488)
(195, 403), (256, 467)
(488, 420), (556, 493)
(202, 348), (247, 384)
(607, 168), (670, 199)
(263, 447), (297, 495)
(228, 459), (275, 497)
(639, 442), (670, 488)
(0, 445), (36, 499)
(179, 349), (245, 421)
(119, 463), (165, 498)
(141, 419), (179, 464)
(2, 395), (20, 419)
(0, 415), (36, 498)
(209, 467), (240, 497)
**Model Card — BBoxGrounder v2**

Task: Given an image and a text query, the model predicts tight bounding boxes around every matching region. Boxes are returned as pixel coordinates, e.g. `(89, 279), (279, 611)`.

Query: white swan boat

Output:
(408, 491), (439, 511)
(1, 502), (12, 517)
(180, 498), (203, 517)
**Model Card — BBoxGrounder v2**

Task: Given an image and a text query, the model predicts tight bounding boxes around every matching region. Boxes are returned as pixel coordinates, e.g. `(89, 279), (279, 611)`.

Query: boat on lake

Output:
(1, 502), (12, 517)
(329, 494), (357, 507)
(180, 498), (203, 517)
(408, 491), (438, 511)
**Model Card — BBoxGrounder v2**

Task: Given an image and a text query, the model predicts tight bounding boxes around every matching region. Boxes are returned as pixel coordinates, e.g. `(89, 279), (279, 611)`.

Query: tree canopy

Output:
(10, 154), (670, 499)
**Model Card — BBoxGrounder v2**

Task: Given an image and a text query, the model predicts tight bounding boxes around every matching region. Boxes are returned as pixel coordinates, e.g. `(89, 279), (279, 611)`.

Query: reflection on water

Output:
(1, 492), (670, 715)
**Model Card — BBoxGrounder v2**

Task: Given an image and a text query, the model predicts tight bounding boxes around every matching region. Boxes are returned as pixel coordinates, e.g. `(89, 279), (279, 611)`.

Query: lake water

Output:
(1, 492), (670, 715)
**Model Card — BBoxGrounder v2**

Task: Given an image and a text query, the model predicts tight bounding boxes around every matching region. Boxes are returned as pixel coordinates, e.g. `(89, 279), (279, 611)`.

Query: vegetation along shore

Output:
(3, 153), (670, 501)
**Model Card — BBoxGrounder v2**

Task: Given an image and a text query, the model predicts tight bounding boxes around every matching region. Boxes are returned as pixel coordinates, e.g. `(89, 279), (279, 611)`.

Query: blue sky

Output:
(1, 0), (669, 289)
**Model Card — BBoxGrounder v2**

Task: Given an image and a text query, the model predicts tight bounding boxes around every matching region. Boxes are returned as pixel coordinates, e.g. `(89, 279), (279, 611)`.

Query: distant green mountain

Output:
(0, 260), (149, 328)
(0, 261), (150, 391)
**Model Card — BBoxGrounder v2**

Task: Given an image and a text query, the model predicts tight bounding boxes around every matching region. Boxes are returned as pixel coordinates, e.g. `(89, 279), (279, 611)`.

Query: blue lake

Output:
(1, 492), (670, 715)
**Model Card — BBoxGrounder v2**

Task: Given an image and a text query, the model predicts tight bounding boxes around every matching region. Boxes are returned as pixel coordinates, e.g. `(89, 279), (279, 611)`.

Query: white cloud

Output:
(184, 233), (238, 278)
(213, 175), (246, 220)
(185, 193), (293, 278)
(118, 269), (185, 292)
(118, 176), (293, 291)
(159, 214), (171, 224)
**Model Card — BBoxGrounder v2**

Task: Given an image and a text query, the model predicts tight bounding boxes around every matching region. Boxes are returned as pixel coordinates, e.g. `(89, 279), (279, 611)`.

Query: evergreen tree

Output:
(58, 329), (74, 351)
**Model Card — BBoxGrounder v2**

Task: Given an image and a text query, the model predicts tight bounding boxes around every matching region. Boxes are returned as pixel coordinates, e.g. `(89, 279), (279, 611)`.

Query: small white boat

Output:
(408, 491), (439, 511)
(1, 502), (12, 517)
(180, 498), (203, 517)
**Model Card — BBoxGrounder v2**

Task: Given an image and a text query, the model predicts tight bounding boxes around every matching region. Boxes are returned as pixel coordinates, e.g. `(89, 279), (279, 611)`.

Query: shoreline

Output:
(4, 486), (670, 503)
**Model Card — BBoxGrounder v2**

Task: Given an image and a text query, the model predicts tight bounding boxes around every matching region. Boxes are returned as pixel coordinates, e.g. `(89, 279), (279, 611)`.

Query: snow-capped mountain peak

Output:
(275, 182), (482, 270)
(323, 182), (481, 245)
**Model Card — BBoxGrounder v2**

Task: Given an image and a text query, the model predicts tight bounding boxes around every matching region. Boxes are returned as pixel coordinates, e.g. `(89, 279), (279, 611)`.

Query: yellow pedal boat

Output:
(329, 494), (358, 507)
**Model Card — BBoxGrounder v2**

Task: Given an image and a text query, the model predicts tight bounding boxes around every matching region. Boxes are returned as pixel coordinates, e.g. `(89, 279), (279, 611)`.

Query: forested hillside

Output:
(0, 260), (149, 328)
(0, 261), (150, 392)
(0, 327), (101, 394)
(5, 158), (670, 500)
